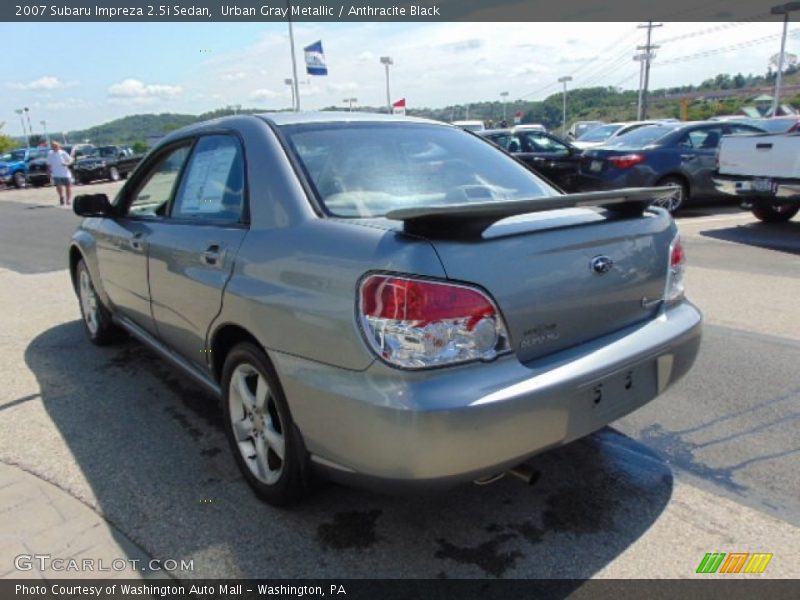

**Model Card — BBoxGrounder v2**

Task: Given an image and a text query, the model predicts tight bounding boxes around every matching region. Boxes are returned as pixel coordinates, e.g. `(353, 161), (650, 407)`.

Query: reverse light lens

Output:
(608, 154), (645, 169)
(665, 235), (686, 303)
(359, 274), (510, 369)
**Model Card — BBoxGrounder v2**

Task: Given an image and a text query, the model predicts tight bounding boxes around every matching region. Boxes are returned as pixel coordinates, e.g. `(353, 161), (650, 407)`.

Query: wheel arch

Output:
(656, 172), (691, 196)
(209, 323), (265, 384)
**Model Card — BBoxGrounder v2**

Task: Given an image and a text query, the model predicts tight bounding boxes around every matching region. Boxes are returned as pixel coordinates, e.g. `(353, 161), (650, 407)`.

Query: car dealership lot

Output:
(0, 183), (798, 579)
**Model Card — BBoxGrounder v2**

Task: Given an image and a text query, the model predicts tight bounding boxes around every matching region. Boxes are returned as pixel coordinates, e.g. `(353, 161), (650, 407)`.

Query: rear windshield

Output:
(605, 124), (678, 147)
(577, 124), (622, 142)
(757, 119), (798, 133)
(280, 122), (556, 218)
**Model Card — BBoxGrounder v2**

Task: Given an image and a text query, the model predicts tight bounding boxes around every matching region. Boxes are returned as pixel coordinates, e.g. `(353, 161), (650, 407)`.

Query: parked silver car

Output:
(69, 113), (702, 505)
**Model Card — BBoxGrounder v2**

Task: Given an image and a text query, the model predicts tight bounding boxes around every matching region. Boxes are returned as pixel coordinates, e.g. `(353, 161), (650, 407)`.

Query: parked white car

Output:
(452, 120), (486, 132)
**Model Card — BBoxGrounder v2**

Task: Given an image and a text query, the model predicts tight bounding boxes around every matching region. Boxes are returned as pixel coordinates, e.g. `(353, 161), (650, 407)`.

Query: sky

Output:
(0, 20), (797, 135)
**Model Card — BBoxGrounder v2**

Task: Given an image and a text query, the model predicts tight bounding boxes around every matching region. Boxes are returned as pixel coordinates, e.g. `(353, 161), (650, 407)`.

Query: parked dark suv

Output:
(576, 121), (765, 212)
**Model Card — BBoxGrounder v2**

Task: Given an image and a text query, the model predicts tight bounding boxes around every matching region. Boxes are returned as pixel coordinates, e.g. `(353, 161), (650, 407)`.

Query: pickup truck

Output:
(0, 147), (49, 188)
(72, 145), (143, 184)
(713, 132), (800, 222)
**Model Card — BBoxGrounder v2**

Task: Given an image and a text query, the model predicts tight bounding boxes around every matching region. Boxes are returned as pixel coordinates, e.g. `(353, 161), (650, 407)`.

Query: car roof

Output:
(263, 111), (443, 127)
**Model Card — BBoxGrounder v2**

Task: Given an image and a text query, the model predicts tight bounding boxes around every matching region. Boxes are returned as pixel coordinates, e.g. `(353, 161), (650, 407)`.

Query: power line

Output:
(658, 29), (800, 66)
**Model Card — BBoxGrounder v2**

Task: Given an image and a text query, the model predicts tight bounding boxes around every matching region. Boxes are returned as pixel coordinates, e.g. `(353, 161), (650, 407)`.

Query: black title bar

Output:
(1, 0), (782, 22)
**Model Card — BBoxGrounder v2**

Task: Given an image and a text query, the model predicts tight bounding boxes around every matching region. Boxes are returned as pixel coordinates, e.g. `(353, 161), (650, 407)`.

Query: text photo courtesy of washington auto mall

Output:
(0, 0), (799, 598)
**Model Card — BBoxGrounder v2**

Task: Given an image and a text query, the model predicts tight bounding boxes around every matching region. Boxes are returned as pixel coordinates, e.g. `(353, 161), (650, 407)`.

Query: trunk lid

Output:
(413, 208), (674, 363)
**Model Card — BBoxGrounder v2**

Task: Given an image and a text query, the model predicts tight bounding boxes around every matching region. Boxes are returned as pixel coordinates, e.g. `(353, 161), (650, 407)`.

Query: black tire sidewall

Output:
(221, 343), (308, 506)
(76, 259), (118, 345)
(752, 203), (799, 223)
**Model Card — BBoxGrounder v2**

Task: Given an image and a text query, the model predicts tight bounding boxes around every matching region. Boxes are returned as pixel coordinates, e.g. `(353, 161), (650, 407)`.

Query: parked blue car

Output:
(0, 147), (49, 188)
(575, 121), (765, 212)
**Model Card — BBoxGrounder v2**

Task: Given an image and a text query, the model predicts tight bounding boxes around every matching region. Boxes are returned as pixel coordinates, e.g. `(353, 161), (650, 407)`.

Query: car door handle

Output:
(680, 154), (697, 161)
(129, 232), (145, 251)
(201, 244), (226, 267)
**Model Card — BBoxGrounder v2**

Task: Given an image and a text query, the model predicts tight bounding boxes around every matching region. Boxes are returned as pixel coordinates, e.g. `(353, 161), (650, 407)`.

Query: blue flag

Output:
(304, 41), (327, 76)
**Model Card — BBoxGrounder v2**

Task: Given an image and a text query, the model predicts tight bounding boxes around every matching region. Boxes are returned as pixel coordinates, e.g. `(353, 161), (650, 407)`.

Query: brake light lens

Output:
(607, 154), (645, 169)
(359, 274), (510, 369)
(665, 234), (686, 303)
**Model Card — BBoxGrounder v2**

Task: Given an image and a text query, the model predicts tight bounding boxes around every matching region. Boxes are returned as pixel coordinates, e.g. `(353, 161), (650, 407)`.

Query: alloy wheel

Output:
(228, 363), (286, 485)
(79, 268), (99, 335)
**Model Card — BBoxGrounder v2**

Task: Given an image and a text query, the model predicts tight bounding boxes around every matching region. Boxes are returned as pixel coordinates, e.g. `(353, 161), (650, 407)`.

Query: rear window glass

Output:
(281, 122), (556, 218)
(577, 124), (622, 142)
(605, 124), (677, 147)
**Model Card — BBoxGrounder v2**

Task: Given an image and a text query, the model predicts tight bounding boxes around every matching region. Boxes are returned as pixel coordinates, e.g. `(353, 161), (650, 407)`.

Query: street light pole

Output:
(15, 109), (27, 147)
(40, 120), (50, 145)
(24, 108), (33, 147)
(287, 7), (300, 111)
(500, 91), (509, 123)
(771, 3), (800, 117)
(284, 78), (295, 111)
(380, 56), (393, 113)
(342, 97), (357, 111)
(558, 76), (572, 136)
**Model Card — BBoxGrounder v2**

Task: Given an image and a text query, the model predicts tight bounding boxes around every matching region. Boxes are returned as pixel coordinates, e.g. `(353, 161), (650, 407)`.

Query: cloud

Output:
(249, 88), (278, 101)
(10, 76), (77, 91)
(326, 81), (359, 93)
(108, 79), (182, 98)
(222, 71), (248, 81)
(440, 38), (484, 52)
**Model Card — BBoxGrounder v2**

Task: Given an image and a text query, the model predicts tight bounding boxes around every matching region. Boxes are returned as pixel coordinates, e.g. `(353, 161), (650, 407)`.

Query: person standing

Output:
(47, 141), (74, 207)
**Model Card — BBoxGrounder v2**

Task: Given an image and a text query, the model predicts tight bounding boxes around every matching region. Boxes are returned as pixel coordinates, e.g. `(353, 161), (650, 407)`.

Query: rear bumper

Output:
(274, 301), (702, 490)
(713, 173), (800, 202)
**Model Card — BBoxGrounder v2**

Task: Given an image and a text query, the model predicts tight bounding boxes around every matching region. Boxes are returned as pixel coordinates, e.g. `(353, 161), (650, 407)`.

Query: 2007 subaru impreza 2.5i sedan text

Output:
(68, 113), (702, 505)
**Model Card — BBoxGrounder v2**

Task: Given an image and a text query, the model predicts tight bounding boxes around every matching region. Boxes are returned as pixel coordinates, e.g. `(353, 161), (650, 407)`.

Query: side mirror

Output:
(74, 194), (113, 217)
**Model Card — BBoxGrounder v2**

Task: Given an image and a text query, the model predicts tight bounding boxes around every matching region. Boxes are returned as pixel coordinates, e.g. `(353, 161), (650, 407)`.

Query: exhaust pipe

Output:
(473, 464), (541, 487)
(506, 464), (541, 486)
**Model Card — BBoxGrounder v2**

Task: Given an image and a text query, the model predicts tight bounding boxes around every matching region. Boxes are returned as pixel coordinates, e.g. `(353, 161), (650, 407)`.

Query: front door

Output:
(146, 134), (248, 368)
(94, 143), (192, 334)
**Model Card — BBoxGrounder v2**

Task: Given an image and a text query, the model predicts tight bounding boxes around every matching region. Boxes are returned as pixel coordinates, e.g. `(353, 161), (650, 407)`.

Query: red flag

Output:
(392, 98), (406, 115)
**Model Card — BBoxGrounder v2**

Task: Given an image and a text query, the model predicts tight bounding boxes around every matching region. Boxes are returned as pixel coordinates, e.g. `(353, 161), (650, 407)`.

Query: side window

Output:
(171, 135), (245, 223)
(127, 145), (191, 217)
(682, 128), (723, 150)
(524, 133), (569, 155)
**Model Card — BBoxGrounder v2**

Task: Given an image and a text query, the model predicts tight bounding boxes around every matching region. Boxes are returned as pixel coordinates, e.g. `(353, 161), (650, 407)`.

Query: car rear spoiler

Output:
(386, 187), (674, 238)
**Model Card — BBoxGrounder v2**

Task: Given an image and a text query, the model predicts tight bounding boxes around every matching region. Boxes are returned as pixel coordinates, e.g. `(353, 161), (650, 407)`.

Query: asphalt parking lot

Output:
(0, 182), (798, 580)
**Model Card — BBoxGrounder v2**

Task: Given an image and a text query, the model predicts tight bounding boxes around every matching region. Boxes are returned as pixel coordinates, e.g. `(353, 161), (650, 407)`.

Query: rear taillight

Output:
(607, 154), (645, 169)
(665, 234), (686, 303)
(359, 274), (510, 369)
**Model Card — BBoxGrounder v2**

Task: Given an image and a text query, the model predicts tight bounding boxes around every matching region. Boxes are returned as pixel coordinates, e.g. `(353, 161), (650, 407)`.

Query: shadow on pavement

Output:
(26, 320), (674, 580)
(700, 221), (800, 255)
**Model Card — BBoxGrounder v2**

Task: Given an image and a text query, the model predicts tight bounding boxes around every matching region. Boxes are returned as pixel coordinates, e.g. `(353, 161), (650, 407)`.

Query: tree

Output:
(0, 121), (17, 153)
(131, 140), (149, 154)
(28, 134), (45, 147)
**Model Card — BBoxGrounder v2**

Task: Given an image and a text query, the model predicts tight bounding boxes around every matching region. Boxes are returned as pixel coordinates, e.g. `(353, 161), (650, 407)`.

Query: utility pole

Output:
(558, 76), (572, 136)
(771, 3), (800, 117)
(637, 21), (662, 120)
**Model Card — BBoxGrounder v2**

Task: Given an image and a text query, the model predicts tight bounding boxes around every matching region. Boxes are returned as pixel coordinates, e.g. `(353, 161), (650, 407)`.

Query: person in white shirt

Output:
(46, 141), (74, 206)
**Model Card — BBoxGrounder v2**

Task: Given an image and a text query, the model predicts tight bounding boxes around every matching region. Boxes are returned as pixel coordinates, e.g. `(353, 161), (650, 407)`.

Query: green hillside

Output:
(64, 69), (800, 146)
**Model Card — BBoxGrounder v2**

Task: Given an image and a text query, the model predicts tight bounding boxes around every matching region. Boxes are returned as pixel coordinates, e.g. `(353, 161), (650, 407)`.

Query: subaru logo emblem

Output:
(590, 255), (614, 274)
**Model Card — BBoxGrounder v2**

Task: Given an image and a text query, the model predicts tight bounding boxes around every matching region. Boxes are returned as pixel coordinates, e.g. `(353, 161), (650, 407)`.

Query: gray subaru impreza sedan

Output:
(69, 112), (701, 505)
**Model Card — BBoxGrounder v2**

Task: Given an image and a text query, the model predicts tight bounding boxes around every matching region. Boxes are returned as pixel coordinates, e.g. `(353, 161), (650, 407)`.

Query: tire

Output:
(76, 259), (122, 345)
(653, 176), (688, 213)
(752, 202), (799, 223)
(13, 171), (26, 189)
(109, 166), (120, 181)
(221, 343), (310, 506)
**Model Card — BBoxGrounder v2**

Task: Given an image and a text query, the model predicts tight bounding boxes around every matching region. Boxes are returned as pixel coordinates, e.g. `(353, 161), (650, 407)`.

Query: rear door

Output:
(675, 125), (724, 196)
(146, 134), (248, 368)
